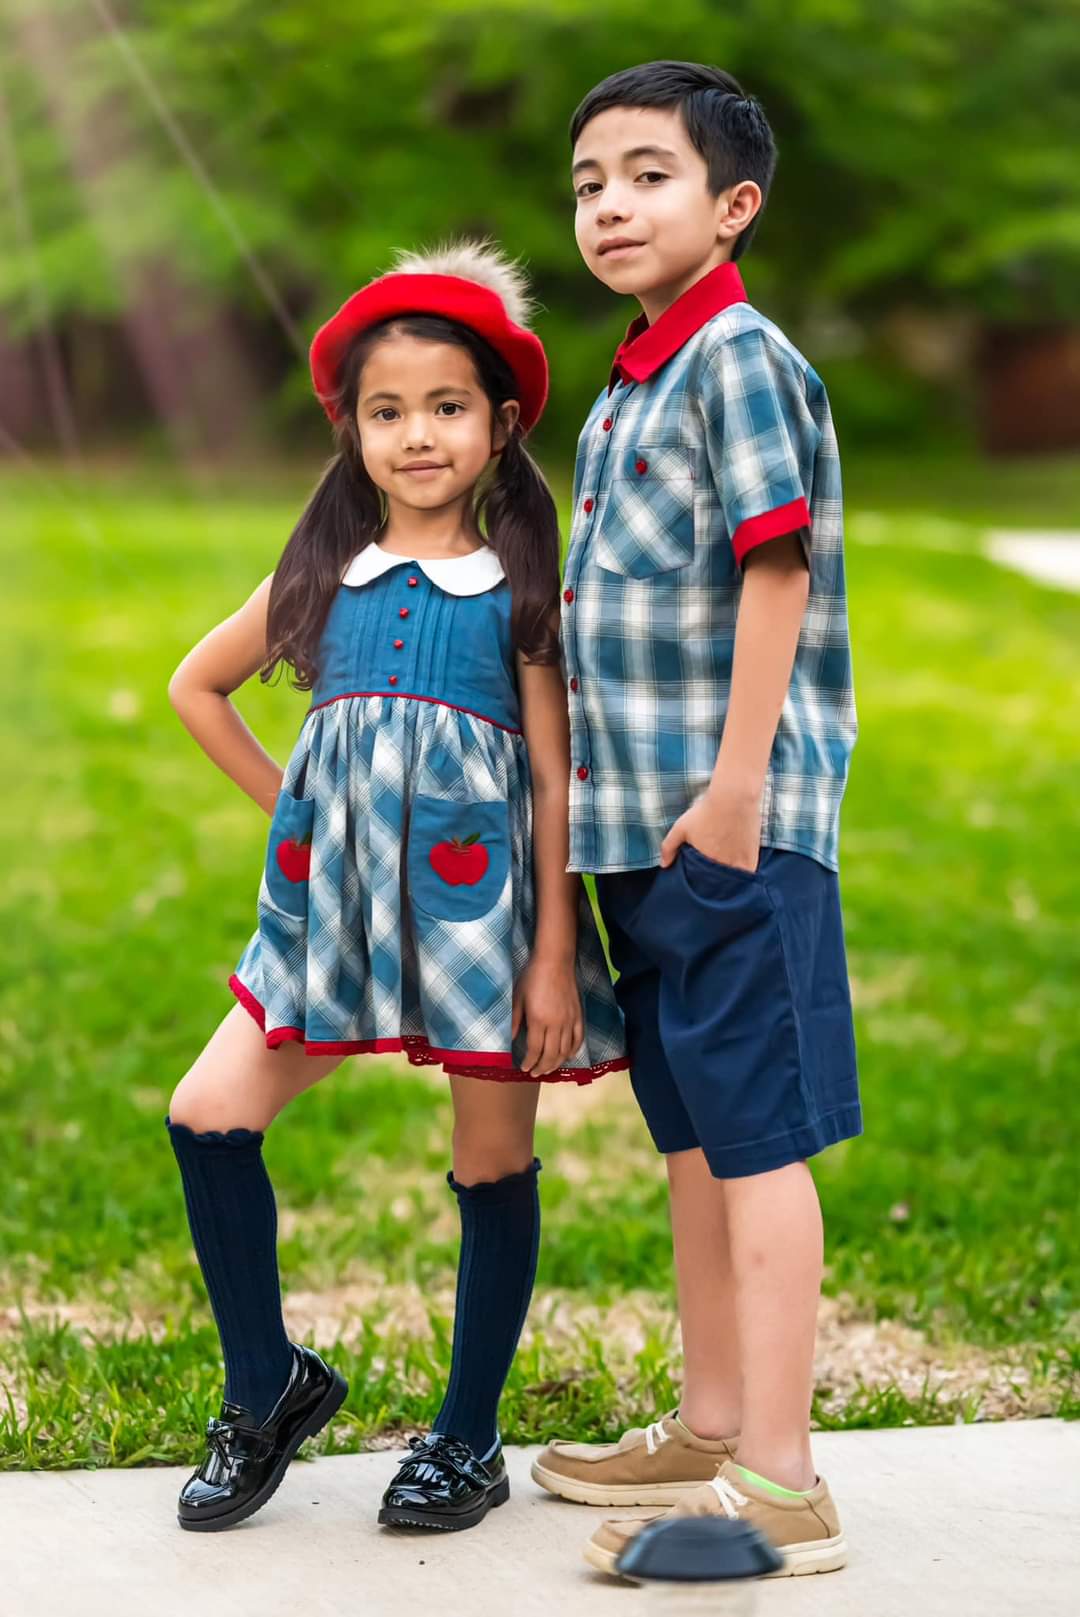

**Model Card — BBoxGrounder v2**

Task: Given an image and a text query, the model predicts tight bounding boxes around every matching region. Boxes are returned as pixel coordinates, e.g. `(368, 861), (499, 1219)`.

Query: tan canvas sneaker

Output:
(583, 1459), (847, 1578)
(530, 1411), (737, 1505)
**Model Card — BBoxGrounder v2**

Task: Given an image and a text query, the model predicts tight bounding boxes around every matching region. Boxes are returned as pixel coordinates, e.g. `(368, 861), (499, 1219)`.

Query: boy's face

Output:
(572, 105), (750, 316)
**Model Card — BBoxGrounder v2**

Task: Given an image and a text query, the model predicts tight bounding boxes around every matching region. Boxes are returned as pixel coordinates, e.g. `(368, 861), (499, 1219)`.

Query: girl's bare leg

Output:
(169, 1002), (343, 1131)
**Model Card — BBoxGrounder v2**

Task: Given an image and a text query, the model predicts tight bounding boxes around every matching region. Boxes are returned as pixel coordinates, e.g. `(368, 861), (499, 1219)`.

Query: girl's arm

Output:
(513, 632), (584, 1074)
(516, 643), (580, 966)
(167, 574), (284, 817)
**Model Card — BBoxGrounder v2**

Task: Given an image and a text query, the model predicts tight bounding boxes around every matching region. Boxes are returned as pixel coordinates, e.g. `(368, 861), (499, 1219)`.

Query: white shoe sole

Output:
(531, 1459), (709, 1507)
(583, 1531), (848, 1579)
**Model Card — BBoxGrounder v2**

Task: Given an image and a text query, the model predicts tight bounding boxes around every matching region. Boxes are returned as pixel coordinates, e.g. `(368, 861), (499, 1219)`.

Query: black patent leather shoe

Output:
(378, 1433), (510, 1531)
(177, 1345), (347, 1532)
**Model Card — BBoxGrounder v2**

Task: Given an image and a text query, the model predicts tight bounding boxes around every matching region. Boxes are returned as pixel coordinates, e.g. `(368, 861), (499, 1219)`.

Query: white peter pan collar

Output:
(341, 542), (506, 597)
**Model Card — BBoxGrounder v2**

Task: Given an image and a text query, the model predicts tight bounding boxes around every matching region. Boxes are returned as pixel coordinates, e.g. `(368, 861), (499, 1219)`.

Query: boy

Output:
(532, 62), (860, 1576)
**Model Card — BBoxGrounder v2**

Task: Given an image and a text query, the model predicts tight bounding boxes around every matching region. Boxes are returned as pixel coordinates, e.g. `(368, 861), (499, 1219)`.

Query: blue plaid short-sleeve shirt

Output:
(560, 262), (856, 875)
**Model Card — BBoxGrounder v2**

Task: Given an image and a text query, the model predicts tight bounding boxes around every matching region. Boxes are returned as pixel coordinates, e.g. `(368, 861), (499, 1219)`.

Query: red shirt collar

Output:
(610, 261), (748, 390)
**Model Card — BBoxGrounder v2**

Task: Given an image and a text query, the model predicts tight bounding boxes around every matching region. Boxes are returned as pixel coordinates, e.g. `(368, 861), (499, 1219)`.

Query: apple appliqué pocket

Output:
(408, 794), (509, 922)
(262, 788), (316, 916)
(429, 832), (489, 888)
(276, 837), (312, 883)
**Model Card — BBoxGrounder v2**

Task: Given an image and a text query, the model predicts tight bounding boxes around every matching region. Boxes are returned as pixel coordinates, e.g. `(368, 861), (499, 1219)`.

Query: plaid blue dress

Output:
(230, 541), (627, 1085)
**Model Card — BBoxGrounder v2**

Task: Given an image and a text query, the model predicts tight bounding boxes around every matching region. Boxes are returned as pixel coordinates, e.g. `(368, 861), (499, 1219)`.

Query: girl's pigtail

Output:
(262, 436), (382, 690)
(481, 433), (562, 666)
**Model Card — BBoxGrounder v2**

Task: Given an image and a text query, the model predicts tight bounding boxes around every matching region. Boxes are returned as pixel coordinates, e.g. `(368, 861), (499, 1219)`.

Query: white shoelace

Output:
(708, 1474), (749, 1518)
(643, 1419), (671, 1456)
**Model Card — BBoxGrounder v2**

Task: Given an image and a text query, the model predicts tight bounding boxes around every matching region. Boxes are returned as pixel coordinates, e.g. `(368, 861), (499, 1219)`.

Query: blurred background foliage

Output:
(3, 0), (1080, 463)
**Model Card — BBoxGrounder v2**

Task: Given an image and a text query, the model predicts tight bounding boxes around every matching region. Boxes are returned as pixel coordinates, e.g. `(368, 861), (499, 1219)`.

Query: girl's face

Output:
(355, 333), (518, 513)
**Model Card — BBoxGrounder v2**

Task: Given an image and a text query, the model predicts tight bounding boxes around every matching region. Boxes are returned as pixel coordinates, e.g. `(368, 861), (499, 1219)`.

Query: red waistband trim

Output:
(306, 689), (522, 736)
(228, 975), (627, 1087)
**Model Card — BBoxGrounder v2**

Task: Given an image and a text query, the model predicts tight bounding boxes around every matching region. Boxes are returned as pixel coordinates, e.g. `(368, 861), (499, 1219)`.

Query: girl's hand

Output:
(511, 957), (584, 1077)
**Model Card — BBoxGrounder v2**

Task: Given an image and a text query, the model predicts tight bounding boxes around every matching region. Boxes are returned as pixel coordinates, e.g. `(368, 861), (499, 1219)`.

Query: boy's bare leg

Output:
(666, 1148), (742, 1438)
(721, 1159), (822, 1490)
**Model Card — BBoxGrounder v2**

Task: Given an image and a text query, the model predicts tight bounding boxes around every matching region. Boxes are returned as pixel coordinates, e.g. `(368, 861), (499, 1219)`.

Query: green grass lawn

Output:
(1, 458), (1077, 1470)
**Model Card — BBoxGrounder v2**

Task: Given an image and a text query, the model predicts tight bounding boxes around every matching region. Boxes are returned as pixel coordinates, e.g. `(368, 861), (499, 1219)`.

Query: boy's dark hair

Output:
(264, 316), (561, 690)
(570, 61), (777, 260)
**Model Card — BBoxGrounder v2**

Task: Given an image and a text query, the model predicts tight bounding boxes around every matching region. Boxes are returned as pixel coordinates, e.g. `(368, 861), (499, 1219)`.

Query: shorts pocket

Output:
(263, 788), (316, 917)
(680, 844), (761, 886)
(407, 794), (510, 923)
(593, 445), (696, 579)
(647, 843), (773, 947)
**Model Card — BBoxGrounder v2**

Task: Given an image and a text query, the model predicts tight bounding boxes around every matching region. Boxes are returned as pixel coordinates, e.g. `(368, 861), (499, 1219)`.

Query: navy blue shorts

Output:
(594, 846), (862, 1179)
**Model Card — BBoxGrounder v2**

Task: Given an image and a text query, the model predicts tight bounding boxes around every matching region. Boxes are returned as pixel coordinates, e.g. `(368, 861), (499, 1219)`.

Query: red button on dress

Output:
(408, 576), (418, 587)
(602, 418), (613, 431)
(399, 607), (410, 619)
(569, 677), (579, 692)
(583, 498), (595, 514)
(388, 675), (399, 686)
(563, 587), (574, 603)
(635, 459), (648, 474)
(577, 765), (589, 781)
(393, 639), (404, 649)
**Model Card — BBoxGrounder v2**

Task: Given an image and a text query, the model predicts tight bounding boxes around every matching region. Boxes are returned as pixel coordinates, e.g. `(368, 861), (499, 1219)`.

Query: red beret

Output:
(309, 273), (549, 433)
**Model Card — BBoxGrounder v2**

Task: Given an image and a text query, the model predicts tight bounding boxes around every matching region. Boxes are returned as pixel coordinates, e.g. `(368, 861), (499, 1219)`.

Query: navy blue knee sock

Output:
(432, 1158), (541, 1459)
(166, 1118), (293, 1425)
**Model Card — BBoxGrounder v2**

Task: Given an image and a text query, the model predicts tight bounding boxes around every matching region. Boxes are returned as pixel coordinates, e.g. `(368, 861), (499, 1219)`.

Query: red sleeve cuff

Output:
(731, 497), (812, 566)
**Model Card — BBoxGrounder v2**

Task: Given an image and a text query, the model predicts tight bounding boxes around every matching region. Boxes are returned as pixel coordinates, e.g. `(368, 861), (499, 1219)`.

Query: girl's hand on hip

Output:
(512, 958), (584, 1077)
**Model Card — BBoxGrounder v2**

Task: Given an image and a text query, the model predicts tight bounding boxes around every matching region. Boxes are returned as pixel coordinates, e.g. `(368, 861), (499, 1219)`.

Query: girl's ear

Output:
(491, 399), (521, 454)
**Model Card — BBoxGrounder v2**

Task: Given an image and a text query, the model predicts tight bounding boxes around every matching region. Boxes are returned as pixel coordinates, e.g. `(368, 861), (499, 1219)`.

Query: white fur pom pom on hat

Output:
(388, 239), (536, 329)
(311, 238), (550, 429)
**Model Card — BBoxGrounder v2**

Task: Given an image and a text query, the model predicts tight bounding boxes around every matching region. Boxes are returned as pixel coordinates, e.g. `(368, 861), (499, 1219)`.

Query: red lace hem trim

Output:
(228, 975), (627, 1087)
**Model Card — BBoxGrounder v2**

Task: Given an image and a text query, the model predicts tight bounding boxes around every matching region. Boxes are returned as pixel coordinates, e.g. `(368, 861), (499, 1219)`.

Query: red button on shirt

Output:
(407, 576), (418, 587)
(569, 677), (579, 692)
(388, 675), (399, 686)
(583, 498), (595, 514)
(394, 639), (404, 649)
(602, 418), (613, 431)
(635, 458), (648, 474)
(576, 765), (589, 781)
(399, 607), (409, 619)
(563, 587), (574, 603)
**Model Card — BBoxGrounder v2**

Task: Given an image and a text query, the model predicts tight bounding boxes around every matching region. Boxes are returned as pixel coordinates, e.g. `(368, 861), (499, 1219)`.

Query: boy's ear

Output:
(716, 179), (763, 250)
(492, 399), (521, 454)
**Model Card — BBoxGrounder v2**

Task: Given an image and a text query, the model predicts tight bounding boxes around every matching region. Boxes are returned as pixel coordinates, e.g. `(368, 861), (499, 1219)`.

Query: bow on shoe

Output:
(399, 1433), (493, 1487)
(205, 1416), (277, 1466)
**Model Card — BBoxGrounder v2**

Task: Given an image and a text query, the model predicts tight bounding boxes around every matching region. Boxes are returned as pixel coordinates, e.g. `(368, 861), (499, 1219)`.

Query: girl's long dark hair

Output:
(263, 315), (561, 690)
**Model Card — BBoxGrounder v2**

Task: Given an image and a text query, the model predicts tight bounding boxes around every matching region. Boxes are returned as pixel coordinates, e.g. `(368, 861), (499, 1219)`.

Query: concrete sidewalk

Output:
(3, 1421), (1077, 1617)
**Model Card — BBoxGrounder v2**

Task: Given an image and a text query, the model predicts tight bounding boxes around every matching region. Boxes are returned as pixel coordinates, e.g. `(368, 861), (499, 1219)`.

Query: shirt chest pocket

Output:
(593, 445), (696, 579)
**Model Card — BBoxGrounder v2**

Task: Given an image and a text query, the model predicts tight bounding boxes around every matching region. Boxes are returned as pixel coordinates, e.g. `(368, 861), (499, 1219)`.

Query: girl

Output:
(164, 242), (626, 1536)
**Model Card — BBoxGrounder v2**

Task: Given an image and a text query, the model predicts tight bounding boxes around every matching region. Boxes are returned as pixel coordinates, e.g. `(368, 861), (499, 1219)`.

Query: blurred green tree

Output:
(2, 0), (1078, 451)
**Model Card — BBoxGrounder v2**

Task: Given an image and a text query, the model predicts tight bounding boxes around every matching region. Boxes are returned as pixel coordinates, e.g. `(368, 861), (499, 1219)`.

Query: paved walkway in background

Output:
(985, 530), (1080, 591)
(3, 1421), (1077, 1617)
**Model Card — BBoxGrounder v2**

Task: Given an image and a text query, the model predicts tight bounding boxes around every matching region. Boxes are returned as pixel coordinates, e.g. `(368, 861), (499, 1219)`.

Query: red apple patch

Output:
(429, 833), (490, 887)
(276, 838), (312, 883)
